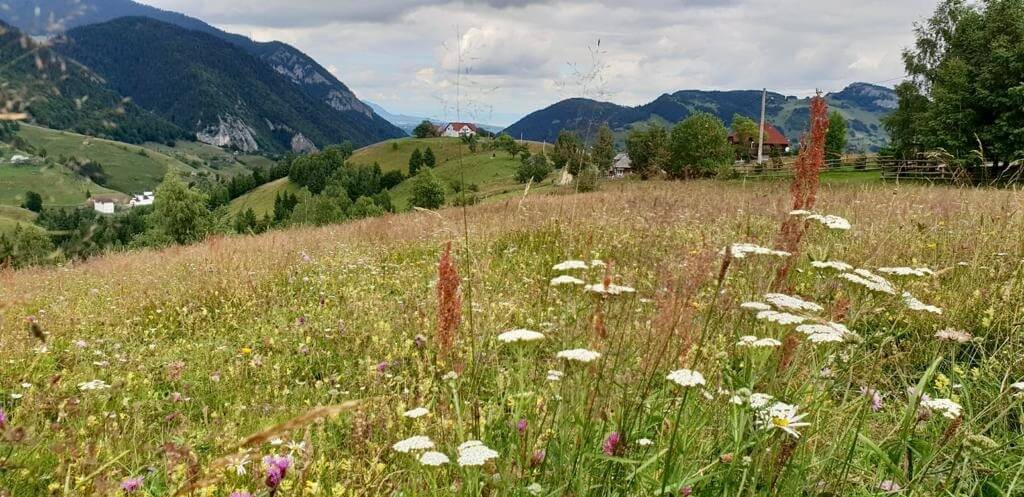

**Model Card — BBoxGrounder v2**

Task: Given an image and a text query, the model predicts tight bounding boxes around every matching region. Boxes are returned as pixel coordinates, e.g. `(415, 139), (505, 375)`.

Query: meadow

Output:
(1, 179), (1022, 496)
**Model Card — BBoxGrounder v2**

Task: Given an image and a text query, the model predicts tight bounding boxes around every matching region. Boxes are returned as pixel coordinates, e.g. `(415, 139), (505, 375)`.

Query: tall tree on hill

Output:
(625, 124), (669, 179)
(668, 112), (732, 178)
(409, 170), (445, 210)
(423, 147), (437, 168)
(730, 114), (759, 162)
(592, 124), (616, 174)
(413, 121), (437, 138)
(151, 173), (211, 245)
(886, 0), (1024, 165)
(22, 191), (43, 213)
(825, 111), (848, 161)
(552, 131), (584, 173)
(409, 148), (424, 176)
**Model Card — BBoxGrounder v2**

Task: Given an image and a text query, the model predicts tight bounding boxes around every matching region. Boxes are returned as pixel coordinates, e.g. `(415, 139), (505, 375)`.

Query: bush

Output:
(409, 171), (445, 210)
(515, 153), (553, 183)
(576, 164), (600, 193)
(668, 112), (732, 178)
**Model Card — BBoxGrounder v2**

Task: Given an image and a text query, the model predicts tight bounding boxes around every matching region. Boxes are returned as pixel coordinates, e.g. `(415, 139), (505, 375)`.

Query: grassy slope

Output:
(0, 205), (41, 235)
(144, 140), (276, 177)
(227, 177), (303, 217)
(16, 124), (193, 194)
(0, 161), (124, 207)
(1, 181), (1022, 496)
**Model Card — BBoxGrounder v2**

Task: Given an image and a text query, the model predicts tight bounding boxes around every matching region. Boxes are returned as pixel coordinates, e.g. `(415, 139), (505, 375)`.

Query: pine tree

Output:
(409, 148), (424, 176)
(423, 147), (436, 168)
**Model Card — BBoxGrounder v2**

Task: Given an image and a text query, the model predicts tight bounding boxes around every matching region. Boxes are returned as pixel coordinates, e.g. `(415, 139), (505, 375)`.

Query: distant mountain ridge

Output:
(0, 19), (184, 144)
(366, 102), (505, 135)
(0, 0), (403, 149)
(504, 83), (897, 152)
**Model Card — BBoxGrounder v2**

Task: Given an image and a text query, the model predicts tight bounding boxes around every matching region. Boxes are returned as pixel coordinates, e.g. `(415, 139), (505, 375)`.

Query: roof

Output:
(613, 152), (632, 169)
(728, 123), (789, 146)
(446, 122), (478, 132)
(90, 196), (119, 203)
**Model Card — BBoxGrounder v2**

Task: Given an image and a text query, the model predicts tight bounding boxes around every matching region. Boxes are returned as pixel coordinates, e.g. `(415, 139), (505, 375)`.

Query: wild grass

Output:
(0, 180), (1022, 496)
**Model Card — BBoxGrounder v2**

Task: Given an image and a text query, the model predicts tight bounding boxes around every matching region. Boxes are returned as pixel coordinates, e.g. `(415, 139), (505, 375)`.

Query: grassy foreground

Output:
(1, 181), (1023, 496)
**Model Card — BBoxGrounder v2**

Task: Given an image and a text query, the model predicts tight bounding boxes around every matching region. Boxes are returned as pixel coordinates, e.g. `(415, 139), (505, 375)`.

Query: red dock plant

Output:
(435, 241), (462, 360)
(772, 93), (829, 291)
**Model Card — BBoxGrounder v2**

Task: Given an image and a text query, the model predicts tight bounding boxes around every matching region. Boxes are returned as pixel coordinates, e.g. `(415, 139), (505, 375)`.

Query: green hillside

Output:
(0, 205), (40, 235)
(227, 177), (303, 217)
(144, 140), (276, 177)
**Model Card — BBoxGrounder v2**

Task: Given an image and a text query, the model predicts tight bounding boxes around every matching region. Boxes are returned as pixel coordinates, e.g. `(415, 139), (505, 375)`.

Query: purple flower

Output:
(0, 408), (6, 429)
(879, 480), (901, 493)
(120, 477), (143, 493)
(679, 486), (693, 497)
(530, 449), (546, 467)
(861, 386), (883, 412)
(516, 418), (528, 435)
(602, 432), (622, 456)
(229, 492), (253, 497)
(376, 361), (389, 373)
(263, 455), (291, 489)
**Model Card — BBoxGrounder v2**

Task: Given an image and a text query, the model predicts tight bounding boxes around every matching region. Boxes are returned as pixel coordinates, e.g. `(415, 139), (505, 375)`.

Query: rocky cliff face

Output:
(196, 115), (259, 152)
(259, 45), (374, 118)
(290, 133), (318, 154)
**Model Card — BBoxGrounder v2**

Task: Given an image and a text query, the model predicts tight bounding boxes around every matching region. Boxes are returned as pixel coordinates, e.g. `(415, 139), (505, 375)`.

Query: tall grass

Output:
(0, 180), (1022, 496)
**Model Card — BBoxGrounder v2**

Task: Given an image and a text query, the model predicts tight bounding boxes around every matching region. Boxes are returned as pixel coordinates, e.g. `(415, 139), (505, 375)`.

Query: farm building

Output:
(728, 123), (790, 155)
(89, 196), (118, 215)
(440, 122), (478, 138)
(611, 153), (632, 177)
(130, 192), (155, 207)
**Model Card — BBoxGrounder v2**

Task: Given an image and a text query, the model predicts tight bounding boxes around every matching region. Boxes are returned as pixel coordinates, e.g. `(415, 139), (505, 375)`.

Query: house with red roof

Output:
(441, 122), (478, 138)
(728, 122), (790, 155)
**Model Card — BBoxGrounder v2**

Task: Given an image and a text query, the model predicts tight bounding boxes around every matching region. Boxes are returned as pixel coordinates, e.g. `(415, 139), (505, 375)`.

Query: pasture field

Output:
(1, 180), (1023, 496)
(227, 177), (305, 217)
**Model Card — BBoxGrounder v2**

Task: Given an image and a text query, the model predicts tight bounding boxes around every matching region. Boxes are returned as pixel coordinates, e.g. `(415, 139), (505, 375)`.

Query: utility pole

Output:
(757, 88), (766, 165)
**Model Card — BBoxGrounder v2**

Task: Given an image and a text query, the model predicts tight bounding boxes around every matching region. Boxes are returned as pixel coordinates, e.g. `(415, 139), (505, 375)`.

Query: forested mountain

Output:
(54, 17), (402, 152)
(0, 20), (184, 144)
(0, 0), (403, 145)
(504, 83), (898, 152)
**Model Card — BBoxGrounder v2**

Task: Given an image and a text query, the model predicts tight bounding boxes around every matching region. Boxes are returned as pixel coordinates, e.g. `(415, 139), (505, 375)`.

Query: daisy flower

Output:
(418, 451), (450, 466)
(666, 369), (706, 387)
(756, 402), (810, 438)
(392, 435), (435, 453)
(403, 407), (429, 418)
(457, 440), (499, 466)
(556, 348), (601, 363)
(497, 329), (545, 343)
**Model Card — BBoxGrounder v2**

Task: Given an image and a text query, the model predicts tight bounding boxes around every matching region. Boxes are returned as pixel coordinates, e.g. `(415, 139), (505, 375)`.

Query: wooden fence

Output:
(733, 156), (1023, 185)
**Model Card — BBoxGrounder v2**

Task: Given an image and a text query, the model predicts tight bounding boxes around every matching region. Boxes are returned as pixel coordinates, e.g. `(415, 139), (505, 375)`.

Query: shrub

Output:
(515, 153), (553, 183)
(409, 170), (445, 209)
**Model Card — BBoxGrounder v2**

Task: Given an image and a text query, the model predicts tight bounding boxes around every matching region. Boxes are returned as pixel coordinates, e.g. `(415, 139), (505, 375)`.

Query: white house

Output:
(129, 191), (154, 207)
(9, 154), (30, 165)
(441, 122), (478, 138)
(90, 197), (117, 215)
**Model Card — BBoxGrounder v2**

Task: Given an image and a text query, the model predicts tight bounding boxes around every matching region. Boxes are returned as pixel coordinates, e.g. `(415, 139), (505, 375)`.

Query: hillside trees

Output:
(22, 191), (43, 213)
(552, 131), (585, 174)
(885, 0), (1024, 164)
(625, 124), (668, 179)
(668, 112), (732, 178)
(0, 225), (54, 268)
(409, 170), (445, 209)
(423, 147), (436, 168)
(515, 152), (553, 183)
(413, 121), (437, 138)
(151, 172), (212, 245)
(825, 111), (848, 161)
(592, 124), (616, 173)
(730, 114), (759, 162)
(409, 148), (424, 176)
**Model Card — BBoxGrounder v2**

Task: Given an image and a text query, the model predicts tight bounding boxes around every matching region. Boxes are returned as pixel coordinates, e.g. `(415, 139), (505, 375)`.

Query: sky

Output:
(139, 0), (938, 126)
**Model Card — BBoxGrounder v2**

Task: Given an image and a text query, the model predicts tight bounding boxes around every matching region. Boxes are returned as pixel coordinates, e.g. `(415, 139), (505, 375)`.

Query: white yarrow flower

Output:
(556, 348), (601, 363)
(756, 310), (807, 325)
(934, 328), (972, 343)
(765, 293), (823, 312)
(666, 369), (706, 387)
(552, 260), (588, 271)
(810, 260), (853, 272)
(546, 370), (564, 381)
(585, 283), (636, 295)
(403, 407), (429, 418)
(878, 266), (934, 277)
(902, 292), (942, 314)
(78, 379), (111, 391)
(392, 435), (435, 453)
(419, 451), (450, 466)
(457, 440), (499, 466)
(636, 438), (654, 446)
(795, 322), (851, 344)
(740, 301), (771, 311)
(840, 269), (896, 294)
(497, 328), (545, 343)
(550, 275), (585, 286)
(805, 214), (852, 230)
(727, 243), (790, 259)
(921, 398), (962, 419)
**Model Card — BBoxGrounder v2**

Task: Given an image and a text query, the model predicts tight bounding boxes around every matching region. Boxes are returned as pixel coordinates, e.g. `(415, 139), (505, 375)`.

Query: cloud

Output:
(139, 0), (936, 125)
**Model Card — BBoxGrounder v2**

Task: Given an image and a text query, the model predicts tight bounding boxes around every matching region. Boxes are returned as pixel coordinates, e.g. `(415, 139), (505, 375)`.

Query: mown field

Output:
(1, 180), (1022, 496)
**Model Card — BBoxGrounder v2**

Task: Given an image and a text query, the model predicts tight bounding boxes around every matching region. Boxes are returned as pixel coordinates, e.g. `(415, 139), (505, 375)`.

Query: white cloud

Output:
(138, 0), (937, 126)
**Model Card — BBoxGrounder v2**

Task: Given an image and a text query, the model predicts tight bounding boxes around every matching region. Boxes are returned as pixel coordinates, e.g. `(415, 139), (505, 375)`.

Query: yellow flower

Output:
(241, 347), (252, 355)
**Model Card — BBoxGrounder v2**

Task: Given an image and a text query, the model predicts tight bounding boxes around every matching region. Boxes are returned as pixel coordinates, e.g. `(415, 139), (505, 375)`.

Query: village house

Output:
(89, 196), (118, 215)
(610, 153), (632, 178)
(130, 191), (155, 207)
(727, 122), (791, 157)
(440, 122), (478, 138)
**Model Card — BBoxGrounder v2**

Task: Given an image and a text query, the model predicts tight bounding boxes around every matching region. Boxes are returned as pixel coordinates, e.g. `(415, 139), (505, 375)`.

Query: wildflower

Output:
(413, 334), (427, 350)
(740, 301), (771, 311)
(727, 243), (790, 259)
(403, 407), (429, 418)
(810, 260), (853, 271)
(1010, 382), (1024, 397)
(375, 361), (389, 373)
(679, 486), (693, 497)
(556, 348), (601, 363)
(795, 322), (851, 343)
(457, 440), (499, 466)
(516, 419), (528, 434)
(546, 370), (564, 381)
(285, 441), (306, 455)
(229, 492), (253, 497)
(590, 259), (607, 268)
(601, 432), (622, 456)
(497, 328), (545, 343)
(530, 449), (546, 467)
(935, 328), (972, 343)
(392, 435), (435, 453)
(585, 283), (636, 295)
(262, 455), (291, 490)
(418, 451), (450, 466)
(738, 336), (782, 348)
(748, 392), (774, 409)
(839, 269), (896, 295)
(227, 453), (251, 476)
(436, 241), (462, 359)
(765, 293), (823, 312)
(804, 213), (851, 230)
(552, 260), (588, 271)
(756, 402), (810, 438)
(903, 292), (942, 314)
(921, 398), (962, 419)
(878, 480), (901, 493)
(442, 371), (458, 381)
(755, 310), (806, 325)
(860, 386), (883, 412)
(550, 275), (585, 286)
(526, 483), (544, 496)
(78, 379), (111, 391)
(878, 266), (934, 277)
(637, 438), (654, 447)
(0, 408), (5, 429)
(120, 477), (143, 493)
(666, 369), (706, 387)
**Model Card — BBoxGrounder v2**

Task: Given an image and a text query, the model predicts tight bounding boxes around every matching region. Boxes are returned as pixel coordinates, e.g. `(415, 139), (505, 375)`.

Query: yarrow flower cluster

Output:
(584, 283), (636, 295)
(764, 293), (823, 312)
(736, 336), (783, 348)
(810, 260), (853, 271)
(78, 379), (111, 391)
(840, 268), (896, 295)
(392, 435), (435, 453)
(556, 348), (601, 363)
(666, 369), (706, 387)
(419, 451), (450, 466)
(403, 407), (429, 418)
(795, 321), (852, 344)
(497, 328), (545, 343)
(903, 292), (943, 314)
(740, 301), (771, 311)
(805, 214), (852, 230)
(726, 243), (790, 259)
(878, 266), (934, 277)
(457, 440), (499, 466)
(552, 260), (588, 271)
(935, 328), (972, 343)
(756, 310), (807, 325)
(921, 398), (962, 419)
(550, 275), (584, 286)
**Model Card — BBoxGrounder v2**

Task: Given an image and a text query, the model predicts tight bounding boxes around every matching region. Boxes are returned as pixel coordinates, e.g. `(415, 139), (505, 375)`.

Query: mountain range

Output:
(503, 83), (898, 152)
(366, 102), (505, 135)
(0, 0), (404, 151)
